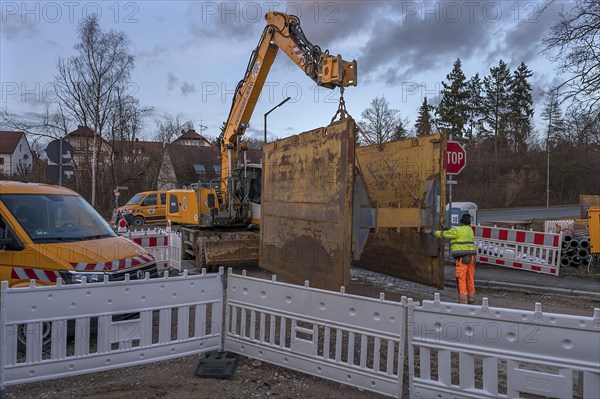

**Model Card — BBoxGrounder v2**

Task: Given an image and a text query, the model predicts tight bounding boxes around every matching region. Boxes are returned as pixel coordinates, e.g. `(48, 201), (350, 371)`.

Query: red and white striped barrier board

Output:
(71, 254), (155, 272)
(121, 227), (182, 272)
(472, 225), (562, 276)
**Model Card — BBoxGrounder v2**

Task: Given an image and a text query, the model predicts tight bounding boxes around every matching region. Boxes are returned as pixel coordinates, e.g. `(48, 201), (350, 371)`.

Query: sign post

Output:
(446, 140), (467, 228)
(45, 138), (75, 185)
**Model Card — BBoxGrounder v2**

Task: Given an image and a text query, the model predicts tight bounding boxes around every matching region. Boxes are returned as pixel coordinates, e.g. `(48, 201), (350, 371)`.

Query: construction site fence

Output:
(473, 224), (563, 276)
(2, 270), (599, 398)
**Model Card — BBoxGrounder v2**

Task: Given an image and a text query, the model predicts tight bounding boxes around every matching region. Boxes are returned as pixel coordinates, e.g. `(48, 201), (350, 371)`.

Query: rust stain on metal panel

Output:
(354, 134), (446, 288)
(260, 118), (356, 291)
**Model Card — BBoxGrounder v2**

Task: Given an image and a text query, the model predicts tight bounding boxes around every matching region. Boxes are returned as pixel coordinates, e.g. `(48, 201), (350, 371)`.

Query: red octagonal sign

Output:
(446, 141), (466, 175)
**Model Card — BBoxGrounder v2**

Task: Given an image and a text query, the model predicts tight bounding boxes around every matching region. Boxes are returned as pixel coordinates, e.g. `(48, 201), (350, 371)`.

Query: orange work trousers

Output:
(455, 255), (475, 304)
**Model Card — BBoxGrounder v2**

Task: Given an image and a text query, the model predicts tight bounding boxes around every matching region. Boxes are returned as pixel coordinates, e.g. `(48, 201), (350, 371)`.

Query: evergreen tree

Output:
(540, 90), (565, 150)
(392, 117), (409, 140)
(482, 60), (512, 157)
(509, 62), (534, 153)
(465, 73), (484, 140)
(415, 97), (433, 136)
(436, 58), (469, 137)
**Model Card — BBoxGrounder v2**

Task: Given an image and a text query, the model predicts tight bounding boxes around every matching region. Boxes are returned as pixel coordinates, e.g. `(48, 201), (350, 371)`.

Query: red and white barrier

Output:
(121, 226), (182, 272)
(473, 225), (562, 276)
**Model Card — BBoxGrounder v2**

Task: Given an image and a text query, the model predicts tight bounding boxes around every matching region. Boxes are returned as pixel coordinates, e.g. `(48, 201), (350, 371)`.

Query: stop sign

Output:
(446, 141), (466, 175)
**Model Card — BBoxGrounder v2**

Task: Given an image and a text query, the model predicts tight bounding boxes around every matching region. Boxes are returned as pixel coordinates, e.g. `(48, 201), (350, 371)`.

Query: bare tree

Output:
(542, 0), (600, 110)
(358, 97), (405, 145)
(54, 15), (134, 206)
(154, 113), (194, 143)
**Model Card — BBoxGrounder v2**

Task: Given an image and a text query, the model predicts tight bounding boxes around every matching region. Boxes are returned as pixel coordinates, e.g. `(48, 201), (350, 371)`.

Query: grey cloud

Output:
(1, 15), (39, 39)
(167, 73), (178, 91)
(138, 44), (169, 65)
(180, 82), (196, 95)
(185, 1), (381, 46)
(166, 73), (196, 96)
(360, 11), (493, 84)
(354, 1), (566, 85)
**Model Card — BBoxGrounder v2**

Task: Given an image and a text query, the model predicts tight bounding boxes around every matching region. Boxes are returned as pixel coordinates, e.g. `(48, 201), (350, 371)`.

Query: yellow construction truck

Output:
(169, 12), (447, 290)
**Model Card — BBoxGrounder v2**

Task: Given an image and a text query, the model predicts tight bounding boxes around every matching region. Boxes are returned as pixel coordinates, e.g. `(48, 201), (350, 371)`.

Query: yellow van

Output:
(0, 181), (158, 288)
(119, 190), (167, 227)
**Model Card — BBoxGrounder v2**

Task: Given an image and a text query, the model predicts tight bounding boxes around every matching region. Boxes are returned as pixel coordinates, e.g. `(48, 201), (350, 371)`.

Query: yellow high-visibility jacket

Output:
(435, 225), (476, 258)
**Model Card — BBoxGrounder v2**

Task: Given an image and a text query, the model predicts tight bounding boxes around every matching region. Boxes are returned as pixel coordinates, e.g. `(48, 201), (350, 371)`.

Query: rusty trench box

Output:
(260, 118), (446, 291)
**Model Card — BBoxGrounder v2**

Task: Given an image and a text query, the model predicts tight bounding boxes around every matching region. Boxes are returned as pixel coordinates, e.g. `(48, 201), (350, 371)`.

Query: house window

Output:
(24, 154), (29, 159)
(214, 165), (221, 173)
(0, 158), (4, 165)
(194, 164), (206, 173)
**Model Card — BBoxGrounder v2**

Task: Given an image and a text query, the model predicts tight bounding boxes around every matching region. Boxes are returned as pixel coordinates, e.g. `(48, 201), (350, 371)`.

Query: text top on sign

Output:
(446, 141), (466, 175)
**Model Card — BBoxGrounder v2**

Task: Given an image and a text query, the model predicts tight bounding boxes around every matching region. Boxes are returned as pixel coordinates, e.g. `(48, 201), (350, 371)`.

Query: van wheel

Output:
(132, 216), (144, 227)
(17, 322), (52, 354)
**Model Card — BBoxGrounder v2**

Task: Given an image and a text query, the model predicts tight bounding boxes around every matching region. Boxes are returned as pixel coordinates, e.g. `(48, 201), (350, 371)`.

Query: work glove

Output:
(421, 229), (433, 235)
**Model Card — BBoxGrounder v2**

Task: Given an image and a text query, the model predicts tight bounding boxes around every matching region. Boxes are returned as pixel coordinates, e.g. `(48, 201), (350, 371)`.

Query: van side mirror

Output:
(207, 194), (215, 209)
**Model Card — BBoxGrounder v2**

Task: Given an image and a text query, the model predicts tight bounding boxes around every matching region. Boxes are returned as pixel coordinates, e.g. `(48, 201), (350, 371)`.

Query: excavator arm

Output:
(220, 11), (357, 200)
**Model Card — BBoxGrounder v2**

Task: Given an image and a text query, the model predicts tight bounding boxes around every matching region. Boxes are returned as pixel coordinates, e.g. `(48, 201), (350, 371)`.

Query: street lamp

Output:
(264, 97), (291, 144)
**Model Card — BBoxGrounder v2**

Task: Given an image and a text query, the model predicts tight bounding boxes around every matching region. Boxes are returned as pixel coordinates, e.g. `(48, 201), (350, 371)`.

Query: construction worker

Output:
(432, 214), (477, 304)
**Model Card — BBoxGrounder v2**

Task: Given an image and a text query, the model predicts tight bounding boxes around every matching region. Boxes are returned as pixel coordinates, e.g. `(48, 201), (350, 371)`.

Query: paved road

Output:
(477, 205), (580, 223)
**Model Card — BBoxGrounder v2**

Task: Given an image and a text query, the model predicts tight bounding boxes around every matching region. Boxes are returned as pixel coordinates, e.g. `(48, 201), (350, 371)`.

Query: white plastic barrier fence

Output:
(473, 225), (562, 276)
(3, 270), (599, 398)
(168, 229), (182, 271)
(0, 270), (222, 391)
(408, 293), (600, 398)
(544, 219), (575, 234)
(225, 270), (407, 398)
(121, 227), (182, 272)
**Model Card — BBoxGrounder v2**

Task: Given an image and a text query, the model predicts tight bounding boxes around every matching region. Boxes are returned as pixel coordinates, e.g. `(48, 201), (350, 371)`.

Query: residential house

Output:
(172, 129), (212, 147)
(157, 144), (261, 190)
(0, 131), (33, 178)
(64, 125), (112, 170)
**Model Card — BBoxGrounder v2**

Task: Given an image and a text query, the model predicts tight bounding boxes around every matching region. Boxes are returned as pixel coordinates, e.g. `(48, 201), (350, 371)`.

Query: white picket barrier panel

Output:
(121, 227), (182, 272)
(168, 229), (183, 272)
(473, 225), (562, 276)
(0, 270), (222, 390)
(225, 270), (407, 398)
(544, 219), (575, 234)
(408, 294), (600, 399)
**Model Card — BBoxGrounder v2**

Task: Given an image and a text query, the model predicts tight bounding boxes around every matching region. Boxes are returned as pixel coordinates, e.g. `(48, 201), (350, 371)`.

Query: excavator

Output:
(169, 12), (447, 291)
(167, 11), (357, 268)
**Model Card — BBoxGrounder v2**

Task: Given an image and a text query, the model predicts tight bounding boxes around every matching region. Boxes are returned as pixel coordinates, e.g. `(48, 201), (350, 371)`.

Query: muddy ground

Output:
(4, 264), (599, 399)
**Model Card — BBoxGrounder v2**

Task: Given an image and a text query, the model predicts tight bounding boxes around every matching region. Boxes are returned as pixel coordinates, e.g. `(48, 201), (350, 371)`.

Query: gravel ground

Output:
(4, 264), (599, 399)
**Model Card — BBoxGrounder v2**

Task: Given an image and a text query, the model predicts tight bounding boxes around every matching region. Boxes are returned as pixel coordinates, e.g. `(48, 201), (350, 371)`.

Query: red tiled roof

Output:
(66, 125), (96, 137)
(132, 140), (163, 154)
(176, 129), (209, 141)
(0, 131), (25, 154)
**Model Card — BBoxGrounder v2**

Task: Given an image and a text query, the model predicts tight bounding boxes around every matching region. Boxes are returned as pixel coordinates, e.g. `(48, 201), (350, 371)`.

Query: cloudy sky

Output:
(1, 0), (571, 142)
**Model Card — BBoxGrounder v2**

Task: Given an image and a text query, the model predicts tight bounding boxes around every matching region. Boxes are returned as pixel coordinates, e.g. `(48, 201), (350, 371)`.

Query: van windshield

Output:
(125, 193), (146, 206)
(0, 194), (117, 243)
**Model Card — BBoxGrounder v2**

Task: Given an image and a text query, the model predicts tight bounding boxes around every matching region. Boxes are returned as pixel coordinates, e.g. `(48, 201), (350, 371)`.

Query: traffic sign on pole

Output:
(446, 141), (467, 175)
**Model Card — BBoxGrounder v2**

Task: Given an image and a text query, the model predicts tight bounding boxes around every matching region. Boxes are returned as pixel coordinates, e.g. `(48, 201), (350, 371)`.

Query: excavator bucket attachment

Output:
(202, 232), (259, 270)
(353, 134), (447, 289)
(260, 118), (356, 291)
